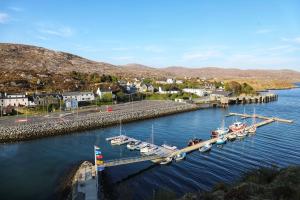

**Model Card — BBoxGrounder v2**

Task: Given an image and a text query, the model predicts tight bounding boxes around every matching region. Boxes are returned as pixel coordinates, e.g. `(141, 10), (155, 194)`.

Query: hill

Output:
(1, 43), (299, 92)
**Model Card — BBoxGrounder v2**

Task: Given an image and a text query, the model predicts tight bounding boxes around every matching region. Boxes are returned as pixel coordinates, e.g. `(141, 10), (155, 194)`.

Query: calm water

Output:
(0, 87), (300, 200)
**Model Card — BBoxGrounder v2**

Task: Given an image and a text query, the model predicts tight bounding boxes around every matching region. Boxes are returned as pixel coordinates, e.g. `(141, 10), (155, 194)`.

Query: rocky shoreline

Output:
(0, 101), (199, 143)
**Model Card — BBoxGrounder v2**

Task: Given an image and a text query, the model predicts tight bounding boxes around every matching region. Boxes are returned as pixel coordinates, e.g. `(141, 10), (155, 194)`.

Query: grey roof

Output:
(62, 92), (94, 96)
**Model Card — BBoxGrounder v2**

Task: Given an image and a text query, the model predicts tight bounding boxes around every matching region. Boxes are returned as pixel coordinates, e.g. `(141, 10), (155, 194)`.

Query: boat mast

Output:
(151, 124), (154, 144)
(119, 119), (122, 136)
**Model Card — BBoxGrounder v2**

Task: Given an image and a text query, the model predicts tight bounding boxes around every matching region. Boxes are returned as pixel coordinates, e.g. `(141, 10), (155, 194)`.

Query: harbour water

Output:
(0, 86), (299, 200)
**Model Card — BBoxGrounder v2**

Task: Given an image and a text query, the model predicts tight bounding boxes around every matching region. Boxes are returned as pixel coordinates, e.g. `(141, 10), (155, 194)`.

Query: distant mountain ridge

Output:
(1, 43), (300, 82)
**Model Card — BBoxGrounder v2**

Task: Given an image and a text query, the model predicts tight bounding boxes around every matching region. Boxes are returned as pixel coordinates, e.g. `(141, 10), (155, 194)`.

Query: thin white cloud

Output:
(182, 50), (221, 61)
(38, 25), (74, 38)
(255, 29), (272, 34)
(36, 35), (49, 41)
(281, 37), (300, 44)
(8, 7), (23, 12)
(0, 12), (9, 24)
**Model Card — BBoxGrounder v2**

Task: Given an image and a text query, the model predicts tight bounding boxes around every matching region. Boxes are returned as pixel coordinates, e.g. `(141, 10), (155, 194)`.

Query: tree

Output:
(225, 81), (242, 95)
(101, 93), (113, 102)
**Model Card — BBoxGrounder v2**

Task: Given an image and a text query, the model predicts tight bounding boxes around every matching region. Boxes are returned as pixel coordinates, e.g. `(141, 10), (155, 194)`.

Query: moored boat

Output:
(248, 125), (257, 134)
(236, 130), (247, 138)
(229, 121), (247, 132)
(216, 137), (226, 145)
(174, 152), (186, 161)
(160, 157), (172, 165)
(211, 127), (230, 138)
(127, 140), (141, 150)
(111, 135), (128, 145)
(228, 133), (237, 141)
(199, 142), (212, 152)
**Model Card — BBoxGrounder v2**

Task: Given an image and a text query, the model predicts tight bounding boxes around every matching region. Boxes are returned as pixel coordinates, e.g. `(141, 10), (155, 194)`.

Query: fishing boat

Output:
(187, 138), (202, 146)
(211, 119), (229, 138)
(160, 157), (172, 165)
(199, 142), (212, 152)
(174, 152), (186, 161)
(216, 137), (227, 145)
(229, 121), (247, 132)
(127, 140), (141, 150)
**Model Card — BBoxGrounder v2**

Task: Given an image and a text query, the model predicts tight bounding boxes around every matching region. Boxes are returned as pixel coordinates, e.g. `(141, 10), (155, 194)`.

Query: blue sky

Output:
(0, 0), (300, 70)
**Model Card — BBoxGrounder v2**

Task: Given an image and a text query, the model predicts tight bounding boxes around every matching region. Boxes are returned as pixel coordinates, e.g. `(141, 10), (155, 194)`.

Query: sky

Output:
(0, 0), (300, 70)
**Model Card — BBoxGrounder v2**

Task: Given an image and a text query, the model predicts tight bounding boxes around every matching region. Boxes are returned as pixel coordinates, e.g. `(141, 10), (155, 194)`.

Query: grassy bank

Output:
(179, 166), (300, 200)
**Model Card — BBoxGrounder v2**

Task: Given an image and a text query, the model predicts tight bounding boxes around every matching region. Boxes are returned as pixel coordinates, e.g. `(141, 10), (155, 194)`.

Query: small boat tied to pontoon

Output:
(211, 119), (230, 138)
(199, 142), (212, 152)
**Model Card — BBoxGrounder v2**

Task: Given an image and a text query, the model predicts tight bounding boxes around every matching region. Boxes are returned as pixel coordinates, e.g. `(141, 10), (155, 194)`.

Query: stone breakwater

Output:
(0, 101), (198, 143)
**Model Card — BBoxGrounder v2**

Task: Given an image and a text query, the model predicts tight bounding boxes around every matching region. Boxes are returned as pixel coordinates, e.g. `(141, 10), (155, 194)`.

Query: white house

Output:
(96, 88), (112, 99)
(166, 78), (175, 84)
(176, 80), (183, 84)
(158, 87), (179, 94)
(0, 93), (28, 107)
(182, 88), (207, 97)
(62, 92), (95, 102)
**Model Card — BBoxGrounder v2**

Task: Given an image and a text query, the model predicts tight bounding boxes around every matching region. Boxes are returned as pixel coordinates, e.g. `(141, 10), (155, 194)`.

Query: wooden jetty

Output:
(102, 112), (293, 167)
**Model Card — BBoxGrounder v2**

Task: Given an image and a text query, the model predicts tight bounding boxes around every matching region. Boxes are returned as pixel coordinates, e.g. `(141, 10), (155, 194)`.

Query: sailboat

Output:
(248, 107), (257, 134)
(140, 125), (159, 155)
(111, 120), (127, 145)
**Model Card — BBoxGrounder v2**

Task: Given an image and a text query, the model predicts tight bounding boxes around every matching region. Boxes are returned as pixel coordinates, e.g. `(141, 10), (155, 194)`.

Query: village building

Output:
(0, 93), (28, 107)
(32, 93), (62, 106)
(158, 87), (179, 94)
(139, 83), (154, 93)
(210, 91), (232, 100)
(182, 88), (207, 97)
(62, 92), (95, 102)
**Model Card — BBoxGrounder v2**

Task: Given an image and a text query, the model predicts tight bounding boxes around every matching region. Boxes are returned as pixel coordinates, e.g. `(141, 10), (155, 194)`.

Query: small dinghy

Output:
(160, 157), (172, 165)
(216, 137), (226, 145)
(174, 152), (186, 161)
(199, 142), (212, 152)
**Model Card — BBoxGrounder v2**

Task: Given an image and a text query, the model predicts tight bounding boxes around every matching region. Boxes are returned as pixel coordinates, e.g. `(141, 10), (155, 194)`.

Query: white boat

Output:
(143, 146), (160, 156)
(248, 125), (256, 134)
(199, 142), (212, 152)
(236, 130), (247, 138)
(160, 157), (172, 165)
(111, 136), (129, 145)
(126, 140), (141, 150)
(161, 144), (177, 151)
(140, 144), (157, 154)
(174, 152), (186, 161)
(211, 119), (229, 138)
(135, 142), (148, 150)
